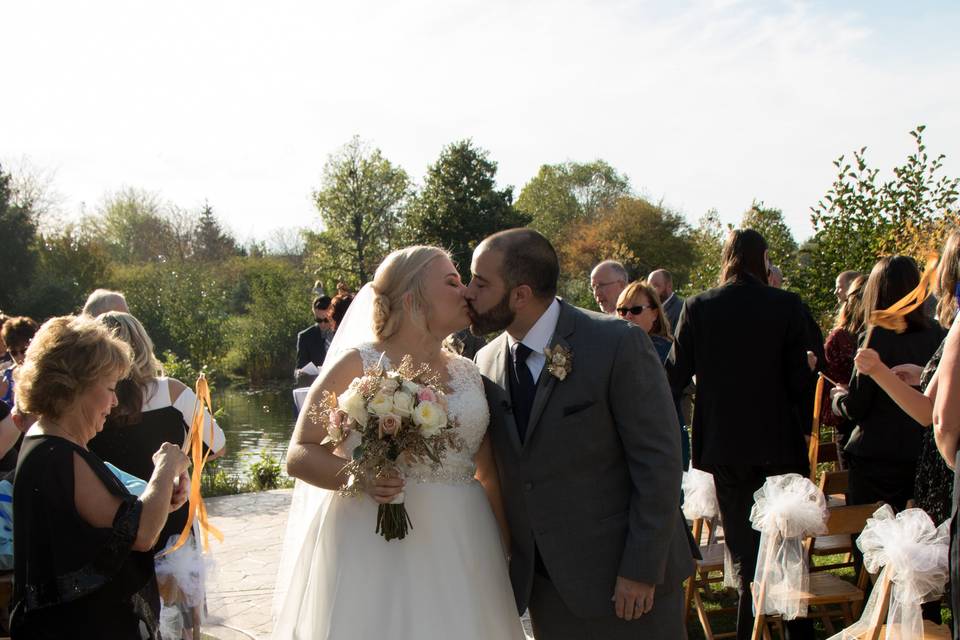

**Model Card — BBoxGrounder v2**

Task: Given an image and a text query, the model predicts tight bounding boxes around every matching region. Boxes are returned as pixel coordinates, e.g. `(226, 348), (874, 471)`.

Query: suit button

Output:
(524, 482), (533, 491)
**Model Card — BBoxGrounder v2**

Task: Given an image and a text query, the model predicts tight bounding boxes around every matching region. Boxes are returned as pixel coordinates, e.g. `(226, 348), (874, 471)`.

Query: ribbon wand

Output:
(160, 373), (224, 556)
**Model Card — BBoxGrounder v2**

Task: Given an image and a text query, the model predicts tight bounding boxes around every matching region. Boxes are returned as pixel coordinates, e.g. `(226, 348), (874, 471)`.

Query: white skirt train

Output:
(272, 479), (526, 640)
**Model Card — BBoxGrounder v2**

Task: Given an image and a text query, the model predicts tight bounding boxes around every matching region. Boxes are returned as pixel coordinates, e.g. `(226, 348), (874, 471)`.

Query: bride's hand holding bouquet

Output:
(307, 354), (463, 541)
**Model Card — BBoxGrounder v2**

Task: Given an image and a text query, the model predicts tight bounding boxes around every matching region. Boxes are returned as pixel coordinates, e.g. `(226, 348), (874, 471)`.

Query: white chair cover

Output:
(826, 505), (949, 640)
(749, 473), (829, 620)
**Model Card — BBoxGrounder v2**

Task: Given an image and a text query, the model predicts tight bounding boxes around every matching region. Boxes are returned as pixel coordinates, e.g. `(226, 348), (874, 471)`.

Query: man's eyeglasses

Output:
(616, 305), (654, 317)
(591, 280), (621, 293)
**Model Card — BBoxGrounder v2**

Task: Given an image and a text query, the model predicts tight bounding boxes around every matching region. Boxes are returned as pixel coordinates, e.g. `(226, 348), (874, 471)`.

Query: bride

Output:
(272, 246), (526, 639)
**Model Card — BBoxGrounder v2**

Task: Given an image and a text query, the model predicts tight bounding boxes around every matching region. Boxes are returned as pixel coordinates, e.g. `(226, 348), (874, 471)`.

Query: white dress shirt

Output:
(507, 299), (561, 383)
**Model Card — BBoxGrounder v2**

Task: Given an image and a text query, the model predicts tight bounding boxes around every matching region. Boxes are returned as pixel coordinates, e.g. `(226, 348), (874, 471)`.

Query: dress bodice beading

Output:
(352, 344), (489, 485)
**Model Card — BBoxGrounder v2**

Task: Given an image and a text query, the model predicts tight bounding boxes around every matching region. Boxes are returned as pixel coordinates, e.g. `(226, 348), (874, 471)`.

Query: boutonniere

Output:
(543, 345), (573, 381)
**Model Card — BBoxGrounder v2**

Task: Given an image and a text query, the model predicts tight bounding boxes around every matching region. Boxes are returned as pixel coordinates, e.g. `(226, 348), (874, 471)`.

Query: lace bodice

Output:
(344, 344), (490, 484)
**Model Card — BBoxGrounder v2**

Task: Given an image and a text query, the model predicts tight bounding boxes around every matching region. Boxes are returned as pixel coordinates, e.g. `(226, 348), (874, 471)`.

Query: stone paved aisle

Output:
(200, 489), (533, 640)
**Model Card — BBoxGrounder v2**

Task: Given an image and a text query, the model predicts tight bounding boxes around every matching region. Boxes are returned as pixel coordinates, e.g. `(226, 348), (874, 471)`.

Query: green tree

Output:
(684, 209), (729, 296)
(406, 140), (529, 278)
(802, 125), (960, 321)
(740, 202), (798, 281)
(309, 136), (410, 285)
(194, 202), (239, 261)
(516, 160), (631, 242)
(16, 227), (111, 318)
(0, 164), (38, 310)
(94, 187), (179, 263)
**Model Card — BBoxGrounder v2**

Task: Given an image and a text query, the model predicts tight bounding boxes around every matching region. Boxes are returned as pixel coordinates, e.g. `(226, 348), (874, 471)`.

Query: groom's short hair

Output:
(482, 228), (559, 300)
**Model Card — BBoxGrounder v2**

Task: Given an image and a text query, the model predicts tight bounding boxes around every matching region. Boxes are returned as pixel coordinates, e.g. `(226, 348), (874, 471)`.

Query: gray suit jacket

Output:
(476, 300), (695, 618)
(662, 294), (684, 335)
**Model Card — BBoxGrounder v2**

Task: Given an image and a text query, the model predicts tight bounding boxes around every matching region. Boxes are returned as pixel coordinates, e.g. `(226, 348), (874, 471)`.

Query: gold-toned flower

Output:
(543, 345), (573, 381)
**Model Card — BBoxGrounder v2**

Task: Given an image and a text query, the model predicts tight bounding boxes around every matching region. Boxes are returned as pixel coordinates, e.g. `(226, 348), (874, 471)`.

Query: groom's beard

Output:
(468, 292), (515, 336)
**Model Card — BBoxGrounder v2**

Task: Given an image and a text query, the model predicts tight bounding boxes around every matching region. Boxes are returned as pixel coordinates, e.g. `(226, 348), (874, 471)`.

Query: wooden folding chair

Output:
(811, 470), (855, 572)
(684, 517), (737, 640)
(855, 570), (951, 639)
(751, 502), (882, 640)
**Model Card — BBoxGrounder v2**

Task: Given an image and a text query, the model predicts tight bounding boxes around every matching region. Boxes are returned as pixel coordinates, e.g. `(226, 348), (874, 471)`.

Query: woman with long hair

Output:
(819, 275), (866, 444)
(832, 256), (945, 512)
(88, 312), (226, 640)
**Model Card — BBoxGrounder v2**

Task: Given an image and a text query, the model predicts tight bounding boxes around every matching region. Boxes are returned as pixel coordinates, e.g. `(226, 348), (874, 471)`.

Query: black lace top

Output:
(11, 435), (160, 639)
(914, 339), (954, 525)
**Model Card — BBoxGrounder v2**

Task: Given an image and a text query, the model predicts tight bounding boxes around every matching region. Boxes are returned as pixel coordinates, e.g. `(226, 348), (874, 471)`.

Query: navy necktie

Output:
(511, 343), (537, 443)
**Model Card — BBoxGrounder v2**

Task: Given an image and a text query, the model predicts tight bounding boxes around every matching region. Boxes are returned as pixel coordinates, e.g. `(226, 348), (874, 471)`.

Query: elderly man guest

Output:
(590, 260), (628, 314)
(647, 269), (684, 333)
(83, 288), (130, 317)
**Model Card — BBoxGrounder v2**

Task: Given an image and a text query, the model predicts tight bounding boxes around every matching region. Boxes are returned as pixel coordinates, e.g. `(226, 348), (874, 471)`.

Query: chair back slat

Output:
(824, 502), (883, 536)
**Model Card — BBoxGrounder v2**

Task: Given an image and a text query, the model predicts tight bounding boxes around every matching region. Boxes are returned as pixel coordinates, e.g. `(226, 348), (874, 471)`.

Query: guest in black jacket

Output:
(832, 256), (944, 511)
(667, 228), (813, 640)
(295, 295), (332, 386)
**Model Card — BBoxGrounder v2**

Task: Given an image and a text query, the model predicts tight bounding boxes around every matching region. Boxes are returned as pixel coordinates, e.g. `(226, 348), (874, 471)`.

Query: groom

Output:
(466, 228), (694, 639)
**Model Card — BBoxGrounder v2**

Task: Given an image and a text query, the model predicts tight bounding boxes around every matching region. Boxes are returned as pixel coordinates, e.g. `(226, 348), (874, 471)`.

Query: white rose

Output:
(368, 392), (394, 416)
(413, 400), (447, 437)
(393, 391), (415, 418)
(380, 377), (400, 394)
(401, 380), (421, 395)
(338, 387), (368, 427)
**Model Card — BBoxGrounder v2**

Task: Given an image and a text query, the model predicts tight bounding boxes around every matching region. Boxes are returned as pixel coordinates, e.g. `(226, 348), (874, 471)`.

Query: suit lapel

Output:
(523, 301), (576, 449)
(492, 334), (523, 453)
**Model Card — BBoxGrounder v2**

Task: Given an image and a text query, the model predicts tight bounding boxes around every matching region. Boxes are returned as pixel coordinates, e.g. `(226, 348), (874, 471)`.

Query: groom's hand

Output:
(612, 577), (655, 621)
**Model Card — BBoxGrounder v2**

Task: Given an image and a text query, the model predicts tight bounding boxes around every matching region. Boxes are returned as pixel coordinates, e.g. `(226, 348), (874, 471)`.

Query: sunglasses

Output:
(616, 305), (654, 317)
(317, 318), (331, 325)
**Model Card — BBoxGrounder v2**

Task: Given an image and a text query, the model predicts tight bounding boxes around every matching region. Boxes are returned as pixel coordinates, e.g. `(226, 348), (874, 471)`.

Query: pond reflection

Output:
(212, 385), (297, 478)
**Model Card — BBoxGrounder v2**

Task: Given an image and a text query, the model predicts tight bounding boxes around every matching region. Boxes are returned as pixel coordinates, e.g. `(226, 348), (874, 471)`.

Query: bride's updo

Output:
(372, 246), (451, 340)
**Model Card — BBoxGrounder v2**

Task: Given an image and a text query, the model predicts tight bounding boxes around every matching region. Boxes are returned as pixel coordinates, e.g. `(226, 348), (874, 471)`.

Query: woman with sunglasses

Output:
(616, 281), (689, 469)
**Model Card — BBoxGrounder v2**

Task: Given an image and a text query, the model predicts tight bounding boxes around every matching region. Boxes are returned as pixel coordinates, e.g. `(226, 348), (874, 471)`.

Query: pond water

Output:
(212, 384), (298, 479)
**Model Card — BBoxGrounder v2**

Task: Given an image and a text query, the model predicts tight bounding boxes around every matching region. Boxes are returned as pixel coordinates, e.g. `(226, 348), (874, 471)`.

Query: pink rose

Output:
(379, 413), (402, 437)
(417, 388), (438, 404)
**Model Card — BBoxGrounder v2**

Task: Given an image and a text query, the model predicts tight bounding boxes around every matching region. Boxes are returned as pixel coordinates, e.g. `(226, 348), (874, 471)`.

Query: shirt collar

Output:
(664, 292), (676, 306)
(507, 299), (561, 355)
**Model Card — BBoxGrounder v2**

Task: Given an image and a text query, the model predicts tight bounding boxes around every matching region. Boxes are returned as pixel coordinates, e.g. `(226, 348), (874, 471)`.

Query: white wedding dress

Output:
(272, 344), (526, 640)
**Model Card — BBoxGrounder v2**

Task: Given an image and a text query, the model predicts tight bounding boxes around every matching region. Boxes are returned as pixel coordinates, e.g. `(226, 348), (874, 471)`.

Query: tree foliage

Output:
(683, 209), (729, 295)
(557, 196), (695, 307)
(405, 140), (529, 277)
(194, 202), (240, 261)
(804, 125), (960, 320)
(309, 136), (410, 286)
(516, 160), (631, 242)
(0, 165), (38, 311)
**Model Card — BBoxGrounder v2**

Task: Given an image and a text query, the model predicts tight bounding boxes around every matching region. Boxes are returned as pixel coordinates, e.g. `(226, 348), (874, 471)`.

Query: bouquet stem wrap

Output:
(749, 473), (828, 620)
(826, 505), (949, 640)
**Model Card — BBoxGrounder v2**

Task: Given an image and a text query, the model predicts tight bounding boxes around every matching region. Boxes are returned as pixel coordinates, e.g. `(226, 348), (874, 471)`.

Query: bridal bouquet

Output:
(308, 355), (463, 541)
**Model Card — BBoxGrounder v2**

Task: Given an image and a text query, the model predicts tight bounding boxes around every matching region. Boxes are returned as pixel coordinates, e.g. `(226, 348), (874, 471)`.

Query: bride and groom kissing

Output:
(273, 228), (695, 639)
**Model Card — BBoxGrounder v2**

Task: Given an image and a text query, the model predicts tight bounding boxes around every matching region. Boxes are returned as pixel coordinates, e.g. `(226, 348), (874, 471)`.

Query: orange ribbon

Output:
(869, 254), (939, 333)
(808, 375), (823, 482)
(160, 373), (223, 556)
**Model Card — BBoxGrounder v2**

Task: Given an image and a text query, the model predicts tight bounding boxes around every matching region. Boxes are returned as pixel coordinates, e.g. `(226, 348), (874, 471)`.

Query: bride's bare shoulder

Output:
(314, 350), (365, 395)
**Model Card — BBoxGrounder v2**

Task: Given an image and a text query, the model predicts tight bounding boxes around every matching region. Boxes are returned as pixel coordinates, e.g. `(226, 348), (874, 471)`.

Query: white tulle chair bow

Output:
(749, 473), (829, 620)
(682, 468), (720, 522)
(827, 505), (949, 640)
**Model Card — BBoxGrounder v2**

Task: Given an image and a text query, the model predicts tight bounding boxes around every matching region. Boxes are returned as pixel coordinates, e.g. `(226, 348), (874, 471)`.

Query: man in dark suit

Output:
(667, 229), (814, 640)
(467, 229), (693, 639)
(294, 295), (331, 386)
(648, 269), (684, 335)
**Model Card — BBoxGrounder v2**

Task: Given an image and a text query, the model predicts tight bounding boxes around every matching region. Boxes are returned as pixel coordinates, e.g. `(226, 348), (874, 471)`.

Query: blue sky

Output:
(2, 0), (958, 246)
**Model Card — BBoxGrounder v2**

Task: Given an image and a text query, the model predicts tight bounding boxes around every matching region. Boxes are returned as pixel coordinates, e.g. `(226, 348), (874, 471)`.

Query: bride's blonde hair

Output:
(372, 246), (450, 340)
